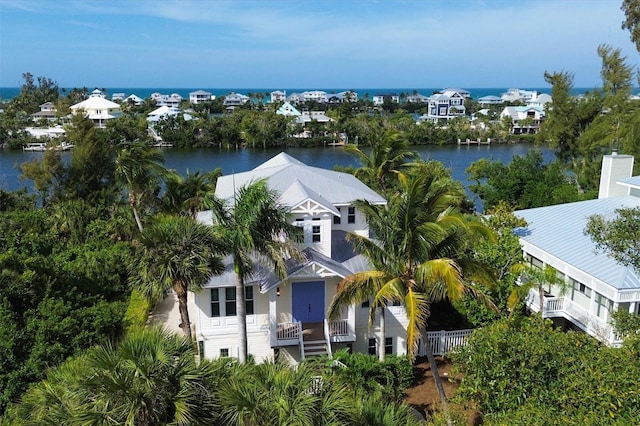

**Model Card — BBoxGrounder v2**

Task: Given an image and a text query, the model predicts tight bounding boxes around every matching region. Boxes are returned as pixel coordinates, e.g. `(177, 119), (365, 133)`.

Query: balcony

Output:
(274, 319), (354, 347)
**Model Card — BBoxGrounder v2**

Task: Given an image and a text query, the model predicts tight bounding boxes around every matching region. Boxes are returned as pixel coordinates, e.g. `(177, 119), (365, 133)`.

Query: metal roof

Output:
(214, 152), (386, 206)
(515, 195), (640, 290)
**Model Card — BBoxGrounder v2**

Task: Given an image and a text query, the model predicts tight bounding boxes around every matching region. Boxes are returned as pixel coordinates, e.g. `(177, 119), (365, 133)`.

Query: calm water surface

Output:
(0, 144), (554, 209)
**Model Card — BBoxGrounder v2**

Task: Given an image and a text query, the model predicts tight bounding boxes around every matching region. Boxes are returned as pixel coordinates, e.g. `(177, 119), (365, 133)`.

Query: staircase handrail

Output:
(323, 319), (332, 358)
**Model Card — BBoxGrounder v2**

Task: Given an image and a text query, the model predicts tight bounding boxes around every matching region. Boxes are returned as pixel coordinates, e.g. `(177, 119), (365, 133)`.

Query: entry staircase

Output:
(299, 321), (332, 360)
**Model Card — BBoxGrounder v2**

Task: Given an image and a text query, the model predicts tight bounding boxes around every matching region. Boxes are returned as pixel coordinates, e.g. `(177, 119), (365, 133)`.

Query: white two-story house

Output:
(500, 106), (545, 134)
(193, 153), (412, 364)
(514, 153), (640, 346)
(70, 89), (122, 128)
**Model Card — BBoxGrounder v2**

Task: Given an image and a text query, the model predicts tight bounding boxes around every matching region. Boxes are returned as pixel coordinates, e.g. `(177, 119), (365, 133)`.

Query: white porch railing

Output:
(276, 322), (300, 340)
(328, 319), (349, 336)
(525, 288), (621, 346)
(418, 329), (474, 357)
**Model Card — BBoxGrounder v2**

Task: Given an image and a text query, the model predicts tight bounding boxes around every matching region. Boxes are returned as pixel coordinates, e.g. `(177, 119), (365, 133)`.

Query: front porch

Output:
(273, 319), (354, 360)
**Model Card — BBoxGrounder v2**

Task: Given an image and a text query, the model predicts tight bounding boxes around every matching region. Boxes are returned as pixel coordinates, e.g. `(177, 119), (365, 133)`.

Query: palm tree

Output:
(162, 168), (221, 218)
(130, 216), (225, 339)
(344, 131), (417, 194)
(209, 179), (302, 363)
(114, 141), (167, 232)
(13, 328), (220, 426)
(329, 165), (495, 425)
(508, 263), (568, 324)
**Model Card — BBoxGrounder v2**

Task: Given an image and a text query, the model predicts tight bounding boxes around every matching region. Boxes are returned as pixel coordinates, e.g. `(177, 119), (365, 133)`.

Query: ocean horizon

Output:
(0, 86), (597, 102)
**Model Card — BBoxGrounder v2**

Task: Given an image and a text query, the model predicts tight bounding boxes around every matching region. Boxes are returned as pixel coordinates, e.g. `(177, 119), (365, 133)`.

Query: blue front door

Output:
(292, 281), (325, 322)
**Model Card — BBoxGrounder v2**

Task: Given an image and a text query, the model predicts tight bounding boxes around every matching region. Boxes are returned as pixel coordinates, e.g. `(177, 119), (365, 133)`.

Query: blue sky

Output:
(1, 0), (638, 89)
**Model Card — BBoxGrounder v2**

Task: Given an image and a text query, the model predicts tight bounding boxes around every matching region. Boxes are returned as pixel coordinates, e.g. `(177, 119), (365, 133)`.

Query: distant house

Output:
(152, 93), (183, 107)
(514, 153), (640, 347)
(270, 90), (287, 103)
(422, 90), (467, 124)
(478, 95), (503, 105)
(111, 93), (126, 102)
(276, 101), (301, 117)
(294, 111), (334, 138)
(405, 93), (429, 104)
(25, 125), (66, 139)
(126, 94), (144, 106)
(223, 92), (250, 108)
(302, 91), (328, 103)
(501, 88), (536, 103)
(189, 90), (214, 105)
(31, 102), (57, 122)
(70, 89), (121, 128)
(372, 93), (399, 106)
(191, 153), (420, 364)
(286, 92), (304, 104)
(526, 92), (552, 109)
(500, 106), (544, 134)
(440, 88), (471, 98)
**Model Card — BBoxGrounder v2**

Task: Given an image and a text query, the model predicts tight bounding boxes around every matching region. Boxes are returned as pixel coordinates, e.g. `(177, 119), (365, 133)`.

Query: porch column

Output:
(269, 288), (277, 347)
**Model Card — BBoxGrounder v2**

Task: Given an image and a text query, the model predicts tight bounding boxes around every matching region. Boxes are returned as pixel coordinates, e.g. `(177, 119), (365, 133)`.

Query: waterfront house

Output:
(526, 92), (552, 109)
(31, 102), (57, 122)
(500, 105), (544, 134)
(222, 92), (250, 108)
(294, 111), (334, 138)
(477, 95), (503, 105)
(189, 90), (214, 105)
(126, 94), (144, 106)
(270, 90), (287, 103)
(152, 93), (183, 108)
(372, 93), (399, 106)
(406, 93), (429, 104)
(515, 153), (640, 346)
(276, 101), (301, 117)
(302, 90), (328, 103)
(501, 88), (537, 103)
(70, 89), (121, 128)
(193, 153), (415, 363)
(111, 93), (126, 102)
(422, 90), (467, 125)
(440, 88), (471, 99)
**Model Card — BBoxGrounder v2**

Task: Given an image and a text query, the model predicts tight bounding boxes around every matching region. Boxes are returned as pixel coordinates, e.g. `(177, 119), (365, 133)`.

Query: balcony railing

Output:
(276, 322), (300, 340)
(328, 319), (348, 336)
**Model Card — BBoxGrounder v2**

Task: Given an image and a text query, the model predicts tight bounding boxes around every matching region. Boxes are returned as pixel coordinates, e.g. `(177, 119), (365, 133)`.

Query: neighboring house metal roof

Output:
(214, 152), (386, 206)
(618, 176), (640, 190)
(515, 195), (640, 290)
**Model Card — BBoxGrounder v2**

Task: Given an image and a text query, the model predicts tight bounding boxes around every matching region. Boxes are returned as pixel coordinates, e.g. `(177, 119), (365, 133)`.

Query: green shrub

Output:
(122, 289), (151, 333)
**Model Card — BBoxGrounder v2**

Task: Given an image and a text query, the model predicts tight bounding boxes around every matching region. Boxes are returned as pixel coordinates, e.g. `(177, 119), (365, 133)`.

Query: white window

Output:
(210, 286), (254, 317)
(595, 292), (612, 318)
(220, 348), (229, 357)
(571, 278), (591, 298)
(312, 218), (321, 243)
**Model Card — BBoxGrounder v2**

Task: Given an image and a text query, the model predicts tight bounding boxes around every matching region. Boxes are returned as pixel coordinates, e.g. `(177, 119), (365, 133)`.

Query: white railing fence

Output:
(418, 329), (474, 357)
(276, 322), (300, 340)
(328, 319), (348, 336)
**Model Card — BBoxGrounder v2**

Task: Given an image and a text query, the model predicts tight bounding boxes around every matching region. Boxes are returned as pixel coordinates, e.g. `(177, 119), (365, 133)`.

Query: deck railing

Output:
(418, 329), (474, 357)
(328, 319), (349, 336)
(276, 322), (300, 340)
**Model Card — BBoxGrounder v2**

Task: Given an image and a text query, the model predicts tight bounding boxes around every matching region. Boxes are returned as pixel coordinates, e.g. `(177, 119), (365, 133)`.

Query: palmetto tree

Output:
(13, 327), (220, 426)
(130, 216), (225, 340)
(114, 141), (167, 232)
(210, 179), (302, 363)
(329, 165), (495, 424)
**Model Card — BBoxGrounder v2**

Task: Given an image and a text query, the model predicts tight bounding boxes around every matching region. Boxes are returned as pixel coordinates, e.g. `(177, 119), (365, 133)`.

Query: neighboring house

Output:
(302, 90), (328, 103)
(152, 93), (183, 107)
(294, 111), (335, 138)
(286, 92), (305, 104)
(405, 93), (429, 104)
(222, 92), (250, 108)
(189, 90), (214, 104)
(126, 94), (144, 106)
(372, 93), (399, 106)
(501, 88), (536, 103)
(276, 101), (301, 117)
(31, 102), (57, 122)
(478, 95), (503, 105)
(526, 92), (552, 109)
(270, 90), (287, 103)
(25, 125), (66, 138)
(440, 88), (471, 99)
(514, 153), (640, 347)
(69, 89), (122, 128)
(500, 106), (544, 134)
(111, 93), (126, 102)
(422, 90), (467, 124)
(193, 153), (414, 364)
(146, 105), (181, 123)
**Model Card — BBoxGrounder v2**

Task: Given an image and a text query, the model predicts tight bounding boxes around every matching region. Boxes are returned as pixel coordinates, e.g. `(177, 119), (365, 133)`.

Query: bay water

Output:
(0, 144), (553, 211)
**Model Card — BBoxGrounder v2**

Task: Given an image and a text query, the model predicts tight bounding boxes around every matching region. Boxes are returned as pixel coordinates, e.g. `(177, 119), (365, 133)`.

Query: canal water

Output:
(0, 144), (554, 209)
